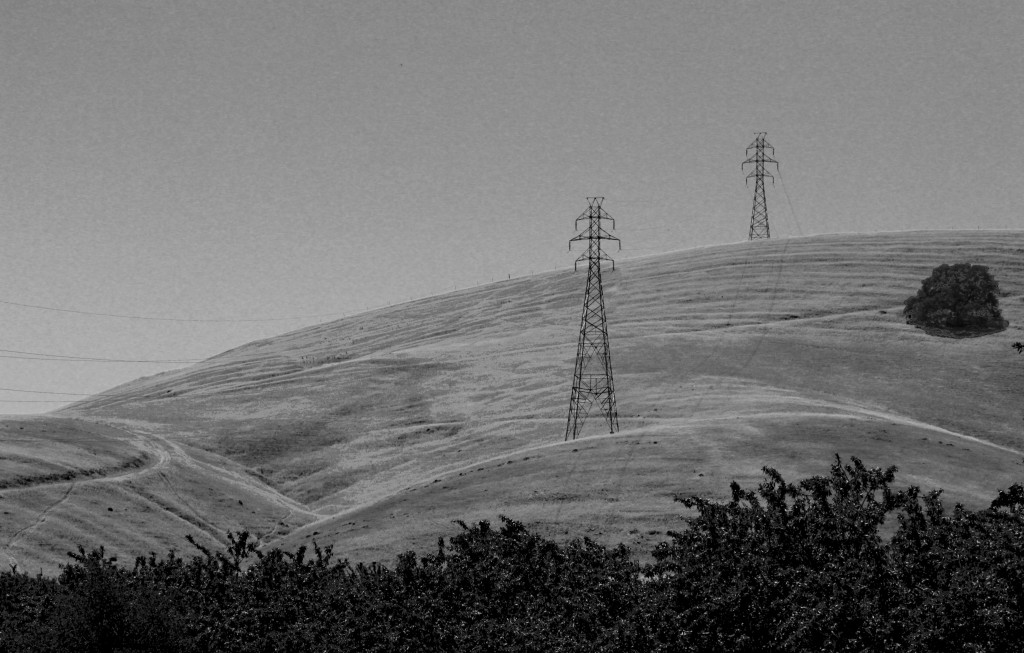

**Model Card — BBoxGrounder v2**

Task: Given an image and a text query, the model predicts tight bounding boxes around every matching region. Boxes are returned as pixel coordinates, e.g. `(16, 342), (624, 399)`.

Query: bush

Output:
(4, 458), (1024, 651)
(651, 456), (909, 651)
(903, 263), (1005, 333)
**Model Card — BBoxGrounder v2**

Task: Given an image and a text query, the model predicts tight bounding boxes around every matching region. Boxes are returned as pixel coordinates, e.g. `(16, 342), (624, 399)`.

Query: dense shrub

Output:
(903, 262), (1005, 332)
(651, 457), (906, 651)
(2, 456), (1023, 651)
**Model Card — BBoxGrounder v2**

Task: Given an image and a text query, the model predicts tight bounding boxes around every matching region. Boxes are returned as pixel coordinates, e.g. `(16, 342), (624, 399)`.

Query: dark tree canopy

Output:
(903, 262), (1005, 333)
(3, 457), (1024, 652)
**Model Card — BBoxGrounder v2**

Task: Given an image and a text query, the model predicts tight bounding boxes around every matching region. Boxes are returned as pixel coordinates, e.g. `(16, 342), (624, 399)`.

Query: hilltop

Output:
(3, 230), (1024, 574)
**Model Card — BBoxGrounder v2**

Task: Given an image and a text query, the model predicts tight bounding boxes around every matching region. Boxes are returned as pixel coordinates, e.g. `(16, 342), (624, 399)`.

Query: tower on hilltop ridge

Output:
(565, 197), (620, 441)
(743, 132), (779, 240)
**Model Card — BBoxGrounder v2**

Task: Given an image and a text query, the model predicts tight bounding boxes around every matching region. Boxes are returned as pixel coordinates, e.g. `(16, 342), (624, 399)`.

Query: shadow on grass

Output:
(911, 319), (1008, 339)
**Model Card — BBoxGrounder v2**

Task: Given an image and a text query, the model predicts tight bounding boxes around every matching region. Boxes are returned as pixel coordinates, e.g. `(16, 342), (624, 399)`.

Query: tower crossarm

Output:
(573, 249), (616, 272)
(744, 166), (776, 184)
(575, 212), (616, 230)
(569, 228), (620, 246)
(742, 152), (779, 167)
(744, 132), (777, 156)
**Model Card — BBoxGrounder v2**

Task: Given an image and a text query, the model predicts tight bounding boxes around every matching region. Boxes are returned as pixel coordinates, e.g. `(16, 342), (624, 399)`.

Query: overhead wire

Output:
(0, 293), (338, 401)
(0, 399), (78, 404)
(0, 347), (199, 364)
(712, 162), (803, 391)
(776, 166), (805, 236)
(0, 298), (347, 323)
(0, 386), (123, 397)
(675, 154), (808, 423)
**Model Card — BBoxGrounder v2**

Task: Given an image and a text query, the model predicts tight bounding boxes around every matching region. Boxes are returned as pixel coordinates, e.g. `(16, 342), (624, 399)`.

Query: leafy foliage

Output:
(2, 456), (1023, 652)
(651, 457), (906, 651)
(903, 262), (1004, 332)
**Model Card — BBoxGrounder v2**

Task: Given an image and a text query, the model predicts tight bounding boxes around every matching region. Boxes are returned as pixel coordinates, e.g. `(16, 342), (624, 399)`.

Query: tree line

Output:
(2, 456), (1022, 652)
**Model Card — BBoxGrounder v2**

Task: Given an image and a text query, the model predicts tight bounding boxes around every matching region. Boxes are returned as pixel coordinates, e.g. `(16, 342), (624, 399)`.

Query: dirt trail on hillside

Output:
(0, 418), (321, 572)
(81, 418), (318, 518)
(823, 405), (1024, 456)
(0, 422), (169, 493)
(292, 396), (1022, 542)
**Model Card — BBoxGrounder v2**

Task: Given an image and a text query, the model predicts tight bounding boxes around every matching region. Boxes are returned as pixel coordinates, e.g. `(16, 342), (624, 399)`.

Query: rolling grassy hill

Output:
(3, 230), (1024, 574)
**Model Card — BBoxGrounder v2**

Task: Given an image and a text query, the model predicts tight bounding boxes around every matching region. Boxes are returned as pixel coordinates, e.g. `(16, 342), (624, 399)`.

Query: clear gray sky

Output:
(1, 0), (1021, 412)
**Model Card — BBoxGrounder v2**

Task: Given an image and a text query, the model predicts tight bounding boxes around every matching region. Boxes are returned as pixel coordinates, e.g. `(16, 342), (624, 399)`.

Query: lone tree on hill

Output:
(904, 262), (1005, 333)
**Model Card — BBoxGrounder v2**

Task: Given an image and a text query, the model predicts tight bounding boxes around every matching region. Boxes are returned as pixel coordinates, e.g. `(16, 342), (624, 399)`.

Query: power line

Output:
(0, 386), (122, 397)
(0, 399), (76, 403)
(0, 298), (347, 323)
(776, 167), (806, 237)
(0, 348), (199, 364)
(0, 354), (191, 364)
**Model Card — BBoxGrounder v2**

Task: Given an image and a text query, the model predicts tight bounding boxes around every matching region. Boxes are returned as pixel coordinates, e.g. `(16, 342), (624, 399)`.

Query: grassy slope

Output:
(3, 230), (1024, 572)
(0, 417), (316, 574)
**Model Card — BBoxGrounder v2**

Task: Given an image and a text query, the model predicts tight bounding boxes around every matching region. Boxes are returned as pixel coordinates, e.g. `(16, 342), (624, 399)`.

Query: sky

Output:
(0, 0), (1021, 413)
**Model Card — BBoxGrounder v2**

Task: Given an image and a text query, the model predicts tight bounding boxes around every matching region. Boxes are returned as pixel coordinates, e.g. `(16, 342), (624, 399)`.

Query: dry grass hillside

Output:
(3, 230), (1024, 574)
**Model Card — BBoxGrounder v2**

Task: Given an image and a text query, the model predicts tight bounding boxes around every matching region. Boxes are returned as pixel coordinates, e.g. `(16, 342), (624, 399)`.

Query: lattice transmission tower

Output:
(565, 197), (620, 441)
(743, 132), (779, 240)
